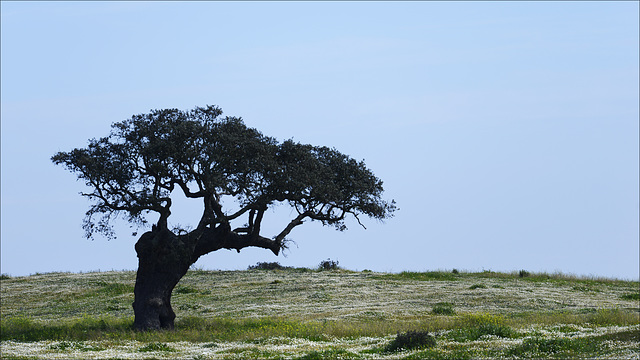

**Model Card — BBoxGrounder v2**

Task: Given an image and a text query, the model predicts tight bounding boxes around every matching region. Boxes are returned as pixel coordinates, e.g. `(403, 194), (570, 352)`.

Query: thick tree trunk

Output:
(132, 229), (193, 331)
(131, 224), (282, 331)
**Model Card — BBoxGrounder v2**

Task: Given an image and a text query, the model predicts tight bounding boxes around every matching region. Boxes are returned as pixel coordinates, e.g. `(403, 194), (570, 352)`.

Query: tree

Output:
(52, 105), (396, 331)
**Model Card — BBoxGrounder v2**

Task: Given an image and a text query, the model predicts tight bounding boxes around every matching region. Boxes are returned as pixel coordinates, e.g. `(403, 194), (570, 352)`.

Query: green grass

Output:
(446, 313), (516, 342)
(507, 336), (604, 358)
(403, 346), (476, 360)
(174, 285), (200, 294)
(0, 315), (134, 342)
(374, 270), (459, 282)
(1, 269), (638, 359)
(95, 281), (134, 296)
(295, 348), (361, 360)
(431, 302), (456, 316)
(137, 342), (177, 352)
(47, 340), (106, 352)
(2, 307), (637, 344)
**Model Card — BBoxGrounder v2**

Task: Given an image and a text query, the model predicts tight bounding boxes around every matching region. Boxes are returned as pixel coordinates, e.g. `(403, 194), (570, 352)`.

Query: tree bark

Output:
(132, 228), (193, 331)
(132, 224), (282, 331)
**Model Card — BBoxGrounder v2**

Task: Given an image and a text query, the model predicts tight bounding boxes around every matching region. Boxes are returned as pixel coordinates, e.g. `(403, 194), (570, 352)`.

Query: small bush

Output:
(248, 262), (291, 270)
(432, 302), (456, 315)
(451, 269), (459, 274)
(385, 330), (436, 352)
(0, 273), (11, 280)
(318, 259), (340, 271)
(519, 270), (531, 278)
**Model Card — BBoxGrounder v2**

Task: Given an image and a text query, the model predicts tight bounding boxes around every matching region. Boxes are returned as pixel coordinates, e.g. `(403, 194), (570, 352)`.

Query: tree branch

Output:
(173, 179), (206, 198)
(251, 207), (266, 237)
(273, 211), (310, 245)
(353, 213), (367, 229)
(197, 195), (218, 230)
(225, 203), (255, 221)
(190, 225), (281, 263)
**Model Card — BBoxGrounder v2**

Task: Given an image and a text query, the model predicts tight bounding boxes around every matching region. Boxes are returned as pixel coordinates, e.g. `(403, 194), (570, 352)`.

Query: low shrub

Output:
(318, 259), (340, 271)
(469, 284), (487, 290)
(432, 302), (456, 315)
(519, 270), (531, 278)
(384, 330), (436, 352)
(248, 262), (291, 270)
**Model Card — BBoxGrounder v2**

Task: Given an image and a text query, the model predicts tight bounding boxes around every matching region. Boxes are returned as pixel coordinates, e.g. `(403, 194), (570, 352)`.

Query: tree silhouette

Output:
(52, 105), (396, 330)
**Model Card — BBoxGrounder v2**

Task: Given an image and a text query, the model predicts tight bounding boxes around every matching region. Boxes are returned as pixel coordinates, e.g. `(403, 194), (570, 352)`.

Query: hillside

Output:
(1, 268), (638, 359)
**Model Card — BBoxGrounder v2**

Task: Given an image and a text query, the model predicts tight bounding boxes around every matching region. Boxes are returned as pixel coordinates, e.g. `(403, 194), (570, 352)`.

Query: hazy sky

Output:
(2, 2), (638, 280)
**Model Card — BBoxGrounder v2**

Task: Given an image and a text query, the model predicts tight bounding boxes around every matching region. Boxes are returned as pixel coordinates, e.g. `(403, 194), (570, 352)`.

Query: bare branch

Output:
(353, 213), (367, 229)
(225, 203), (255, 221)
(273, 211), (311, 245)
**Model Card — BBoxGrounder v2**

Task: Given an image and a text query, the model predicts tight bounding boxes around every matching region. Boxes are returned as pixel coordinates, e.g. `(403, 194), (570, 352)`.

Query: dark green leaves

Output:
(52, 105), (395, 240)
(269, 141), (396, 230)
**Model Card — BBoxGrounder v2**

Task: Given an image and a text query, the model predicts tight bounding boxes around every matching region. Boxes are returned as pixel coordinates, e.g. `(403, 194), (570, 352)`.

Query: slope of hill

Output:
(1, 268), (638, 359)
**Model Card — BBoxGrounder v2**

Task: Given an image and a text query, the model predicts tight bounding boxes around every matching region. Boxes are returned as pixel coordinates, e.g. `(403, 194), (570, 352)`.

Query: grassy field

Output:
(1, 267), (638, 359)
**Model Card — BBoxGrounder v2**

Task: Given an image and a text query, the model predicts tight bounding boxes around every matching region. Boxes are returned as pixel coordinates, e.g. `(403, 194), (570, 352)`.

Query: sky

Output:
(1, 2), (638, 280)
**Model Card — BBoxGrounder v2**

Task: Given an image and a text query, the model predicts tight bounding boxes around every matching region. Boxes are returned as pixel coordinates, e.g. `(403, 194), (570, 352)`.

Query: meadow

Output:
(1, 265), (638, 359)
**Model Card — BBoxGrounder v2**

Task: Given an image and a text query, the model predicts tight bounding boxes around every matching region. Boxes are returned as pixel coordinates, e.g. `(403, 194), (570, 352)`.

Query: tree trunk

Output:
(131, 225), (282, 331)
(132, 228), (193, 331)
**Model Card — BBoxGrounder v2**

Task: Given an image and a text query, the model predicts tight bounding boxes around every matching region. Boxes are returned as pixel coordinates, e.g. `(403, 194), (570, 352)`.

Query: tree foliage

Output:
(52, 105), (396, 250)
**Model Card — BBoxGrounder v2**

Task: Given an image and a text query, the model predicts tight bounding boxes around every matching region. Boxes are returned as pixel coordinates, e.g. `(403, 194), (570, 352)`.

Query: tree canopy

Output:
(52, 105), (396, 253)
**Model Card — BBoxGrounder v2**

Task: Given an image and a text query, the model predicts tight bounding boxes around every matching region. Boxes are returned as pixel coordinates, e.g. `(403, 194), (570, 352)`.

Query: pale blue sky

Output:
(2, 2), (638, 279)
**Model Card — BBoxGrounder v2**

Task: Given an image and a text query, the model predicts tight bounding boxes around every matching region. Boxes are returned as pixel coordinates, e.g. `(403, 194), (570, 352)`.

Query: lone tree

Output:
(52, 105), (396, 331)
